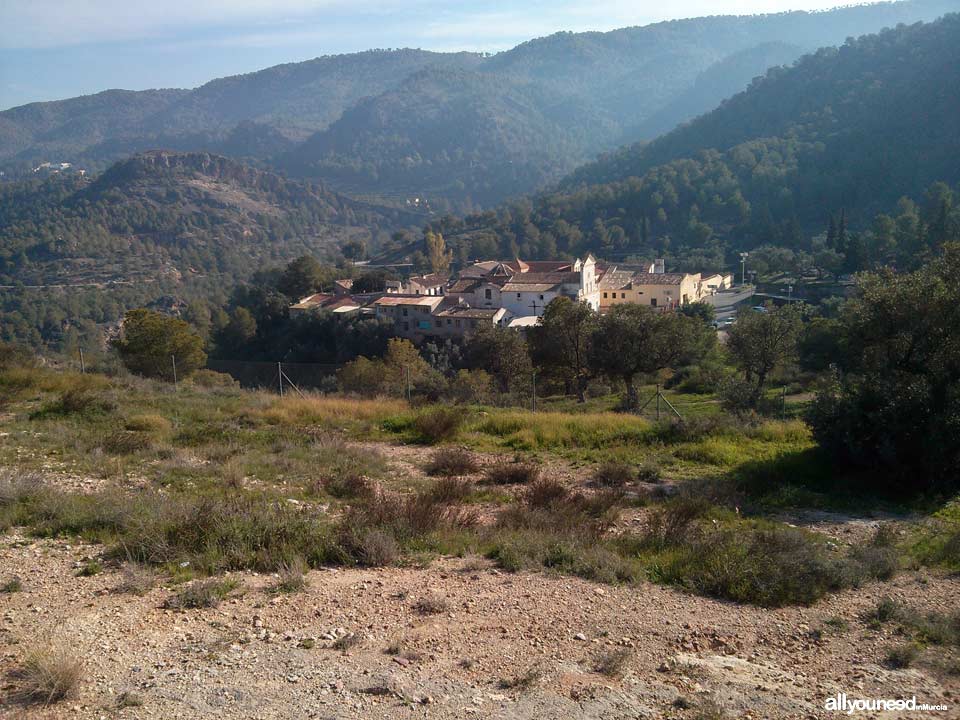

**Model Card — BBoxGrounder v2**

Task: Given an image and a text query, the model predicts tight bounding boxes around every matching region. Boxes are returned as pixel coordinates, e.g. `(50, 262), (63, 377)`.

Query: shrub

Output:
(885, 643), (920, 669)
(101, 430), (154, 455)
(591, 461), (634, 488)
(116, 691), (144, 709)
(413, 594), (449, 615)
(499, 665), (545, 691)
(485, 462), (541, 485)
(322, 473), (375, 500)
(428, 477), (474, 504)
(594, 648), (633, 679)
(10, 647), (82, 705)
(189, 369), (239, 389)
(345, 528), (400, 567)
(636, 460), (662, 483)
(412, 407), (464, 443)
(115, 564), (154, 596)
(342, 490), (477, 547)
(35, 380), (115, 418)
(164, 578), (239, 609)
(694, 697), (729, 720)
(524, 478), (570, 509)
(124, 414), (172, 433)
(642, 496), (713, 548)
(332, 633), (362, 652)
(424, 448), (479, 476)
(76, 560), (102, 577)
(1, 576), (23, 593)
(270, 557), (307, 594)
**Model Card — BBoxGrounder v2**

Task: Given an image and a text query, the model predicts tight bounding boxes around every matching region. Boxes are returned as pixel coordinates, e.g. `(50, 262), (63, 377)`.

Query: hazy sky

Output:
(1, 0), (850, 110)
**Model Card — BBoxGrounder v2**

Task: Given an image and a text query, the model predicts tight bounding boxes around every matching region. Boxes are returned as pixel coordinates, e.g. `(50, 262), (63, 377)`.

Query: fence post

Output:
(656, 384), (661, 421)
(405, 366), (411, 402)
(531, 371), (537, 412)
(278, 362), (283, 397)
(78, 348), (85, 374)
(171, 355), (178, 390)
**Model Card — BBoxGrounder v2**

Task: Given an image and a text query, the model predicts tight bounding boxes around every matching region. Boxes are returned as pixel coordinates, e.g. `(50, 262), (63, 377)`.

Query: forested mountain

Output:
(0, 151), (420, 349)
(422, 15), (960, 275)
(0, 50), (481, 176)
(2, 0), (955, 211)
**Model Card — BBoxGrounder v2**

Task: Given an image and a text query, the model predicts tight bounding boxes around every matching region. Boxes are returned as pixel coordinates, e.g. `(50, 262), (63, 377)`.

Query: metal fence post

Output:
(171, 355), (178, 390)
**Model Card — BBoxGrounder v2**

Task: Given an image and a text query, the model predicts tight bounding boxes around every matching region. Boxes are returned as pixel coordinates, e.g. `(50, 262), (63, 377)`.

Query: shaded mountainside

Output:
(2, 0), (956, 211)
(0, 151), (420, 288)
(0, 50), (480, 174)
(422, 15), (960, 273)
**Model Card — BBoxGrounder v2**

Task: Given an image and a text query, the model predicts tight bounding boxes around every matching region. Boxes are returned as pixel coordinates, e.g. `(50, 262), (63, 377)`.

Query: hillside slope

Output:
(423, 15), (960, 271)
(2, 0), (956, 210)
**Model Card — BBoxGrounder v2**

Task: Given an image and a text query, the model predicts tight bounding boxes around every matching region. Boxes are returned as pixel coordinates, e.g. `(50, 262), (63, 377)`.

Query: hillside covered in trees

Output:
(421, 14), (960, 274)
(2, 0), (956, 212)
(0, 151), (420, 350)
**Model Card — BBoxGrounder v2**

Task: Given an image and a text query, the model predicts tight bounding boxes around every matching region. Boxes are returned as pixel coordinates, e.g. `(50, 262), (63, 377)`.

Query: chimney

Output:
(654, 259), (665, 274)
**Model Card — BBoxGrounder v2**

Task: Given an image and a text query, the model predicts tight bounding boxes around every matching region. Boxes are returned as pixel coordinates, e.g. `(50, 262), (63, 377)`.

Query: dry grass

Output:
(10, 647), (82, 706)
(164, 578), (240, 610)
(258, 395), (406, 427)
(498, 664), (546, 691)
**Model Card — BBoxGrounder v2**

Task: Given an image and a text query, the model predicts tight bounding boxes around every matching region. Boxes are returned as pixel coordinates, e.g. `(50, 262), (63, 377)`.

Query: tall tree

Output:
(113, 309), (206, 381)
(425, 231), (453, 276)
(528, 298), (598, 402)
(589, 305), (702, 409)
(725, 304), (803, 405)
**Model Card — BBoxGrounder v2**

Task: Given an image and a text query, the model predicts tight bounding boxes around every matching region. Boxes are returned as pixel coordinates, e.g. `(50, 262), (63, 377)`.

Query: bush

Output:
(642, 496), (713, 548)
(35, 379), (115, 418)
(322, 473), (375, 500)
(269, 558), (307, 594)
(413, 594), (449, 615)
(885, 643), (920, 669)
(485, 462), (540, 485)
(424, 448), (479, 476)
(591, 461), (634, 488)
(594, 648), (633, 679)
(101, 430), (155, 455)
(10, 647), (82, 705)
(1, 576), (23, 593)
(115, 564), (154, 596)
(124, 414), (172, 433)
(339, 528), (399, 567)
(524, 478), (570, 509)
(427, 477), (474, 504)
(412, 407), (464, 443)
(447, 369), (496, 404)
(164, 578), (239, 609)
(188, 369), (239, 389)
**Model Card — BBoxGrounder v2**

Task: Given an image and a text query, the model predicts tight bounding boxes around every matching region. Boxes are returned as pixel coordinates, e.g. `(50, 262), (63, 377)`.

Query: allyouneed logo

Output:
(825, 693), (949, 715)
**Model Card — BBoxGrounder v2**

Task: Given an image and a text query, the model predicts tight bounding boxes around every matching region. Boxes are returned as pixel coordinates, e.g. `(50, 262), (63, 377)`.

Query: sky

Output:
(0, 0), (851, 110)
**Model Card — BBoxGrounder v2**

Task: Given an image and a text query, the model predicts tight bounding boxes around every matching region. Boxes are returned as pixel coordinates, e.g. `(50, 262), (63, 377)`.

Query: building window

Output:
(516, 293), (521, 300)
(435, 319), (441, 328)
(455, 319), (461, 328)
(621, 293), (626, 299)
(402, 308), (408, 317)
(603, 292), (608, 298)
(446, 319), (451, 326)
(651, 298), (657, 307)
(539, 295), (544, 300)
(485, 289), (492, 300)
(403, 321), (409, 331)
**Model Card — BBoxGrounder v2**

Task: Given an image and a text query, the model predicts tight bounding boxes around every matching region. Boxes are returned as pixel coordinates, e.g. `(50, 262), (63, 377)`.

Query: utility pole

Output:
(278, 362), (283, 397)
(171, 355), (178, 390)
(787, 285), (794, 302)
(739, 252), (749, 285)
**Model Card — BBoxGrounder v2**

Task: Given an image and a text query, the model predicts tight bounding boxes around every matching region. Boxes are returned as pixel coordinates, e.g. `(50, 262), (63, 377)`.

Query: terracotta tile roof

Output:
(435, 307), (503, 319)
(500, 282), (559, 293)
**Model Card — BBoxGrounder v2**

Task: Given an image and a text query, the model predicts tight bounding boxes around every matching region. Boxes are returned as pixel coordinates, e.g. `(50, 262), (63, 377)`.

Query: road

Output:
(702, 284), (756, 319)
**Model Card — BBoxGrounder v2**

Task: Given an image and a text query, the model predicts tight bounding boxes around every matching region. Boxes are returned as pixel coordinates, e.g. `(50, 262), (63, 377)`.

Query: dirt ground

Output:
(0, 443), (958, 719)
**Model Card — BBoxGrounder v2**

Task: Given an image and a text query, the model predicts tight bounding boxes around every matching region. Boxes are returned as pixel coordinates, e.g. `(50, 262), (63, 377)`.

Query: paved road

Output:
(703, 285), (756, 319)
